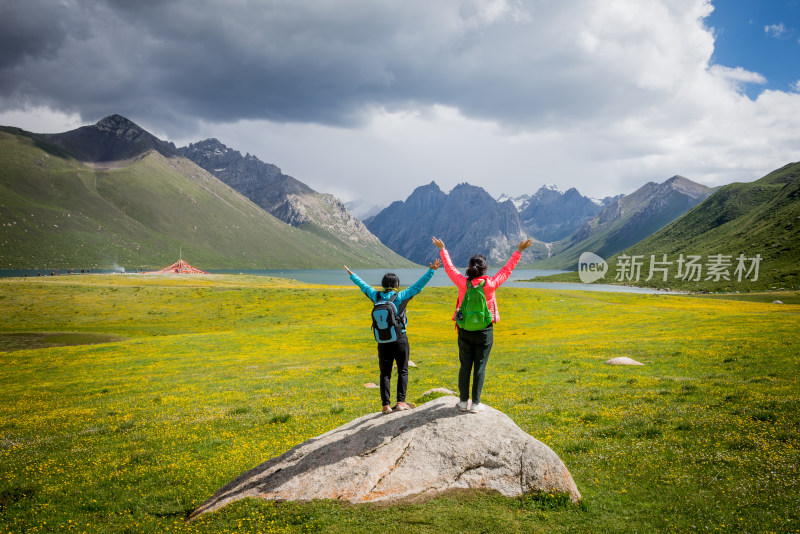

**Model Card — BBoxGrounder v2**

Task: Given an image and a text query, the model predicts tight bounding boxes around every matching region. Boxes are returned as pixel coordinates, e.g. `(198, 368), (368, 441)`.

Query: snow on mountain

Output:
(496, 193), (531, 212)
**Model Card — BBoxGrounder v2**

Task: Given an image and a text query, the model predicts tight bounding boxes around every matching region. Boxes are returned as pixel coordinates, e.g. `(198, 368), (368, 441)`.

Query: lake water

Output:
(0, 267), (674, 294)
(209, 268), (674, 294)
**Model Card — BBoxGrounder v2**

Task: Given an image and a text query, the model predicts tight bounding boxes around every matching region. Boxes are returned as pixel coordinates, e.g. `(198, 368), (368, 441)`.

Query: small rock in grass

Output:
(605, 357), (644, 366)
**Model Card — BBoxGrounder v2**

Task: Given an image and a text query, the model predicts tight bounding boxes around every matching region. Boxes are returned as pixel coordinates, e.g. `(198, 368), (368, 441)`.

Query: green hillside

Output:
(595, 162), (800, 291)
(0, 128), (414, 270)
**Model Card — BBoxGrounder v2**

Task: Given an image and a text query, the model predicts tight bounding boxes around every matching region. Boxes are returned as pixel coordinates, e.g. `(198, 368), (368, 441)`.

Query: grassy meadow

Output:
(0, 274), (798, 533)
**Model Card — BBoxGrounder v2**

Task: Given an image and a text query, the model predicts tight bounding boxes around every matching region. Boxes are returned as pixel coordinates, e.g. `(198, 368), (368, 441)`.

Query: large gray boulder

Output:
(189, 396), (581, 520)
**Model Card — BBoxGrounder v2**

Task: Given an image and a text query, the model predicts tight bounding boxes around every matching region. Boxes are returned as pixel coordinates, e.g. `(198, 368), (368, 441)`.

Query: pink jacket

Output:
(439, 248), (522, 323)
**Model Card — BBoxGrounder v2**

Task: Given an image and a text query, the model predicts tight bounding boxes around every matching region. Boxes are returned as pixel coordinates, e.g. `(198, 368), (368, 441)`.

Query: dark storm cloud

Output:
(0, 1), (77, 70)
(0, 0), (612, 135)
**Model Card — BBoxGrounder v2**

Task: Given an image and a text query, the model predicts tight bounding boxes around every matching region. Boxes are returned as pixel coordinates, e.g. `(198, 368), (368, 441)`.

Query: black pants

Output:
(457, 324), (493, 404)
(377, 334), (409, 406)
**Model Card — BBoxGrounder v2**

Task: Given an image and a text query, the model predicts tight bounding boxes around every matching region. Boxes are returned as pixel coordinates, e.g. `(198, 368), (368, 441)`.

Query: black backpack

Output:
(371, 292), (407, 343)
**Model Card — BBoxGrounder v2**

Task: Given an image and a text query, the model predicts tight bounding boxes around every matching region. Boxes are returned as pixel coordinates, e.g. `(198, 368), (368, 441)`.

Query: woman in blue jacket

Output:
(345, 260), (440, 414)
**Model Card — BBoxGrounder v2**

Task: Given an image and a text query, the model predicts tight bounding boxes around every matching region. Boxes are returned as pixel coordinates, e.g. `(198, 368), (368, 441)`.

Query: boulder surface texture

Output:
(189, 396), (581, 520)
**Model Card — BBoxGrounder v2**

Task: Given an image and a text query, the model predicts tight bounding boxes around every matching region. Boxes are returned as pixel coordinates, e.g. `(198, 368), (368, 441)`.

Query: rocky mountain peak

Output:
(94, 114), (143, 134)
(538, 183), (563, 193)
(37, 113), (176, 162)
(496, 193), (531, 212)
(178, 139), (310, 212)
(405, 181), (447, 210)
(662, 175), (712, 198)
(519, 185), (603, 242)
(180, 138), (258, 171)
(365, 182), (531, 265)
(178, 139), (393, 257)
(556, 175), (715, 267)
(532, 184), (564, 203)
(185, 137), (226, 152)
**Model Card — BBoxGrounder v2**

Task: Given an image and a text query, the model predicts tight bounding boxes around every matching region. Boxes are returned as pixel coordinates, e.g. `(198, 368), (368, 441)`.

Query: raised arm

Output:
(346, 266), (378, 302)
(398, 260), (439, 300)
(433, 237), (466, 287)
(488, 239), (531, 287)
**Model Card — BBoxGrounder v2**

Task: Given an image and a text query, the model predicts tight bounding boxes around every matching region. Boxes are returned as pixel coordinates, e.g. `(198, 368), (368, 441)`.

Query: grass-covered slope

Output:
(609, 162), (800, 291)
(0, 128), (413, 269)
(0, 275), (797, 532)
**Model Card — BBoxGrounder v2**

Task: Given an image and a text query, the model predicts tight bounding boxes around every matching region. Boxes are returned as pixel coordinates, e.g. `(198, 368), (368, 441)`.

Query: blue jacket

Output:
(350, 268), (436, 334)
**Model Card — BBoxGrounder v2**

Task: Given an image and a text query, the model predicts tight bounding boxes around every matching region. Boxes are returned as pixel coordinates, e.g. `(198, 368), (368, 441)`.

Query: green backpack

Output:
(456, 279), (492, 331)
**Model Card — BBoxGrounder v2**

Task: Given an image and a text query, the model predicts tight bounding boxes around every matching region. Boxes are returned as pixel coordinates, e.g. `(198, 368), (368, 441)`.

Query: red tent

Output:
(146, 259), (207, 274)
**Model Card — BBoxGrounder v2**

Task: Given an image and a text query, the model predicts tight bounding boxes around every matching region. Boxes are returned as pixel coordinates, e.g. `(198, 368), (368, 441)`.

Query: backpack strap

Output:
(380, 290), (409, 327)
(377, 291), (398, 303)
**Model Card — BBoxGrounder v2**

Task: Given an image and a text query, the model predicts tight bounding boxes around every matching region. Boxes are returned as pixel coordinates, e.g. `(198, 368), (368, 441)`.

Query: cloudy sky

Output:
(1, 0), (798, 207)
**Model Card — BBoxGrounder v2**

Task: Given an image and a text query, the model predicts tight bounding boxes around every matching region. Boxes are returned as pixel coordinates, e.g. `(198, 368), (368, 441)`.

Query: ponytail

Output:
(466, 254), (487, 280)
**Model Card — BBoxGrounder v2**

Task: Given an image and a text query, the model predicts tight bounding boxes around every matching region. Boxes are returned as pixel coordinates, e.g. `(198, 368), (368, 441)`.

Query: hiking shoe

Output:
(394, 402), (412, 411)
(469, 402), (485, 413)
(457, 401), (469, 412)
(382, 405), (393, 415)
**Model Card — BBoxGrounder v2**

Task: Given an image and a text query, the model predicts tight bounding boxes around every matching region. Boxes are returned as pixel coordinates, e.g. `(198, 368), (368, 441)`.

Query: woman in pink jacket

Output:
(432, 236), (533, 413)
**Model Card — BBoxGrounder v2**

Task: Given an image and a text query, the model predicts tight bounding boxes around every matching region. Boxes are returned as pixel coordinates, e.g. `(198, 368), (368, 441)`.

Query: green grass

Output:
(0, 274), (798, 533)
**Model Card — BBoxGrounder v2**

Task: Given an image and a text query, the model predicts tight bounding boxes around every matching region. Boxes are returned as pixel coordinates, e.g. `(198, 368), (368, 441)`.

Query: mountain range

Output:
(500, 185), (620, 242)
(177, 138), (390, 258)
(0, 116), (411, 269)
(364, 177), (709, 268)
(535, 176), (714, 269)
(364, 181), (542, 266)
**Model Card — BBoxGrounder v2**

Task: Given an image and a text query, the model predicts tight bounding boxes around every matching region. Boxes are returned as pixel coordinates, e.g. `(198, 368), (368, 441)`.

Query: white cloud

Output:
(708, 65), (767, 93)
(764, 23), (788, 38)
(0, 106), (82, 133)
(709, 65), (767, 85)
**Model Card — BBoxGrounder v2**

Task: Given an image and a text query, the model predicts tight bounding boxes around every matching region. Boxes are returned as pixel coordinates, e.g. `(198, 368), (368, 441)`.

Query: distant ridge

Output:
(536, 176), (714, 269)
(519, 185), (611, 242)
(498, 186), (617, 242)
(179, 139), (312, 212)
(179, 138), (413, 267)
